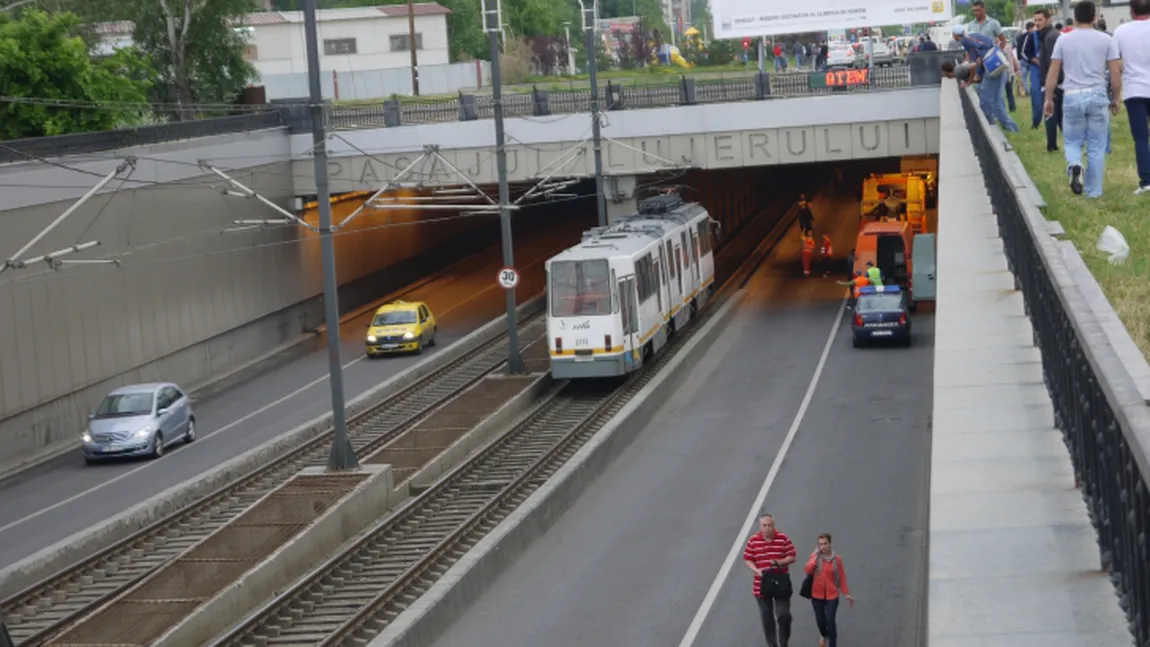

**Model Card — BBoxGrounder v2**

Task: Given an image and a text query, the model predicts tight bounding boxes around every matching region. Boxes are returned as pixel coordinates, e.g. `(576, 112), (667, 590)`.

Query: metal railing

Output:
(960, 85), (1150, 646)
(324, 51), (960, 132)
(0, 112), (285, 165)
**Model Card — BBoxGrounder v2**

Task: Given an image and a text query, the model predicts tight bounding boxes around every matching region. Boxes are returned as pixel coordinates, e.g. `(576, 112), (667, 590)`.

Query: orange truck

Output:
(860, 172), (929, 234)
(850, 219), (935, 312)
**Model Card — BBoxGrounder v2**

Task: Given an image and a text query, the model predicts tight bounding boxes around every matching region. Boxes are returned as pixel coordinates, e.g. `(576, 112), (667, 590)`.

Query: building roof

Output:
(92, 3), (450, 35)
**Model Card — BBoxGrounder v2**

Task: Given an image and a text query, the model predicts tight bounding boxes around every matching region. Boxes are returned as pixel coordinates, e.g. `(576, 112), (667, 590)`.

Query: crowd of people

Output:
(941, 0), (1150, 199)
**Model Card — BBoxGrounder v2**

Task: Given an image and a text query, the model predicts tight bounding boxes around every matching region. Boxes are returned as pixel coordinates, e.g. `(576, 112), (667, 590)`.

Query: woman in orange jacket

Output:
(803, 533), (854, 647)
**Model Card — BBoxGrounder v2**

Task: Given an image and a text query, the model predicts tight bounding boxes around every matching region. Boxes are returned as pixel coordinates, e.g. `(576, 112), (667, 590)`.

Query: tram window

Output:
(550, 259), (612, 317)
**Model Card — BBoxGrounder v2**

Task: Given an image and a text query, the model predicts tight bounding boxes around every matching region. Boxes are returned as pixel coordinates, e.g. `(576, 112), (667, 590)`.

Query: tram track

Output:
(0, 313), (546, 647)
(211, 220), (774, 647)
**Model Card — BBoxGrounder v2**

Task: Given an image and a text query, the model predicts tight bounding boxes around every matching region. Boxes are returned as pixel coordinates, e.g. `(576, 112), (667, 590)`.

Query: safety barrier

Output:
(960, 84), (1150, 645)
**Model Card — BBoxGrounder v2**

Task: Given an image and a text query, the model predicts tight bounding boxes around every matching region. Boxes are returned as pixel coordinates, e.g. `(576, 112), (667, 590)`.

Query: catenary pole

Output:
(484, 0), (525, 375)
(304, 0), (359, 471)
(583, 0), (607, 228)
(407, 0), (420, 95)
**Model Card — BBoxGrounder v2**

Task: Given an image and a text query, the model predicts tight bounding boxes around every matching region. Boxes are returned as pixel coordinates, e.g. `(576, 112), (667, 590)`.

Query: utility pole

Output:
(303, 0), (359, 471)
(407, 0), (420, 95)
(483, 0), (525, 375)
(582, 0), (607, 228)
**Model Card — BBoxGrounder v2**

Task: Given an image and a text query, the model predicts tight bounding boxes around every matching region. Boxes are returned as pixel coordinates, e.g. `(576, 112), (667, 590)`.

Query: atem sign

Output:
(710, 0), (952, 39)
(810, 68), (870, 90)
(292, 118), (940, 194)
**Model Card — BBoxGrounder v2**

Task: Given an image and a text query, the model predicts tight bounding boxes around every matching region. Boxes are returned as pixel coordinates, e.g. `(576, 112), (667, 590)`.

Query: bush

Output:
(499, 38), (533, 85)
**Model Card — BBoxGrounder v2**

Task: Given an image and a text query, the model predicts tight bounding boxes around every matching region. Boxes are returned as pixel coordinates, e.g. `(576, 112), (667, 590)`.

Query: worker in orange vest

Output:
(819, 234), (833, 276)
(838, 272), (870, 307)
(801, 231), (816, 276)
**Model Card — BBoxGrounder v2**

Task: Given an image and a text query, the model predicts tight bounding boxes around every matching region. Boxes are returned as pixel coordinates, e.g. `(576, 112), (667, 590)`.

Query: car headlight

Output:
(82, 432), (93, 443)
(367, 335), (377, 343)
(403, 332), (415, 340)
(133, 427), (152, 439)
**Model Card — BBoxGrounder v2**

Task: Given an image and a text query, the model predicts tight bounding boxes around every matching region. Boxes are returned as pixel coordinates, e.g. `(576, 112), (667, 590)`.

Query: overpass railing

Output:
(0, 111), (284, 165)
(960, 85), (1150, 646)
(319, 50), (960, 132)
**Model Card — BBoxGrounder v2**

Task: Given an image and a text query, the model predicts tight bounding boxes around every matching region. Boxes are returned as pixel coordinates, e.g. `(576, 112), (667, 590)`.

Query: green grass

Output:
(1002, 102), (1150, 358)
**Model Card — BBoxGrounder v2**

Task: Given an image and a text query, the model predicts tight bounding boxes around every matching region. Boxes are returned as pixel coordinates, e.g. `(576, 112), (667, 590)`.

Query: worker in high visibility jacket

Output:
(819, 235), (833, 276)
(801, 231), (816, 276)
(838, 272), (870, 307)
(865, 261), (884, 287)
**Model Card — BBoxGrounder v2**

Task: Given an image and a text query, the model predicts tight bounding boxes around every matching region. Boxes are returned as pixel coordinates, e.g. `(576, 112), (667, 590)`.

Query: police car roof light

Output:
(858, 285), (900, 295)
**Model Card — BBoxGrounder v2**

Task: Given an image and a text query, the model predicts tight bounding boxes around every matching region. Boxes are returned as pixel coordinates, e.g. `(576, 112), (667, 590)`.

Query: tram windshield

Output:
(550, 260), (611, 317)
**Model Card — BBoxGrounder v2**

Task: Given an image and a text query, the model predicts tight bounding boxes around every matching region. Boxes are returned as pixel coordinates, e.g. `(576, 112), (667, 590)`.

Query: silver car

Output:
(82, 383), (195, 464)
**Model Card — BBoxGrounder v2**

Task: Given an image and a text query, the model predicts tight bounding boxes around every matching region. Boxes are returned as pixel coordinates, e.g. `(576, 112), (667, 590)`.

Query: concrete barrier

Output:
(366, 288), (750, 647)
(0, 294), (545, 601)
(153, 464), (395, 647)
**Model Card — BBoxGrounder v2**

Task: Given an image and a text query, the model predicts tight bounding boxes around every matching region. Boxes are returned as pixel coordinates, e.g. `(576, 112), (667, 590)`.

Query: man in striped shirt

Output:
(743, 513), (798, 647)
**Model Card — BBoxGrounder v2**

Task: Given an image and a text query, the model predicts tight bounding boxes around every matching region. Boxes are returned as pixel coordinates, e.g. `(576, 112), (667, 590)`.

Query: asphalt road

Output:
(431, 190), (934, 647)
(0, 211), (592, 572)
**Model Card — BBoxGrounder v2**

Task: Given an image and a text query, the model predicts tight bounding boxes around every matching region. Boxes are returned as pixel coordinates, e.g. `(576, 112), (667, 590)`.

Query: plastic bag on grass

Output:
(1096, 225), (1130, 265)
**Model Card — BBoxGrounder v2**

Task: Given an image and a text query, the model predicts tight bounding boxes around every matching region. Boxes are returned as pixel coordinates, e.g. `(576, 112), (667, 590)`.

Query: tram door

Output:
(618, 276), (639, 369)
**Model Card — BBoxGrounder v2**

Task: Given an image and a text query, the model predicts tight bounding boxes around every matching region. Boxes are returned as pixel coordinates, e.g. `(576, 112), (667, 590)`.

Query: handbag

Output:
(982, 46), (1009, 78)
(799, 572), (814, 599)
(759, 571), (794, 599)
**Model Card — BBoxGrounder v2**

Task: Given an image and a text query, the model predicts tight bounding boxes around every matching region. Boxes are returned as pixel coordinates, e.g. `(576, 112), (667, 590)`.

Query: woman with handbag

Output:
(801, 533), (854, 647)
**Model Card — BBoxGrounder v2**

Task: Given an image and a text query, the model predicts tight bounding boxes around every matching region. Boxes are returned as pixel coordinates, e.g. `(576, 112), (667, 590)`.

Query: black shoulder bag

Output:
(759, 570), (794, 599)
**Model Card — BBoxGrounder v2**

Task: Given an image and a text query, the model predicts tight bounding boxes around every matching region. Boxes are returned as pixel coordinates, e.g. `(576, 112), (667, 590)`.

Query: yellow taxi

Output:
(365, 300), (438, 357)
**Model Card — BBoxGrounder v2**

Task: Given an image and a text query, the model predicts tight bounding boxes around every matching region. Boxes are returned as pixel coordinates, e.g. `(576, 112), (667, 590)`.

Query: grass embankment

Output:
(1002, 103), (1149, 358)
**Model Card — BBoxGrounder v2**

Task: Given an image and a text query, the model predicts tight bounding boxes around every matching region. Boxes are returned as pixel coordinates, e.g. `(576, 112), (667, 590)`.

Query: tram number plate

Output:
(574, 356), (593, 362)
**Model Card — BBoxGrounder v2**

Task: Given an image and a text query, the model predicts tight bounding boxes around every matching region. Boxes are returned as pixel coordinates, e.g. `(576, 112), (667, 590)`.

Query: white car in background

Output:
(826, 43), (864, 69)
(864, 37), (897, 66)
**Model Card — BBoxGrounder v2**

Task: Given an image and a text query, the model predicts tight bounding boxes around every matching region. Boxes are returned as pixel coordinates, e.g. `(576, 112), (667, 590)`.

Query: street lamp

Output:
(481, 0), (526, 375)
(303, 0), (359, 471)
(578, 0), (608, 228)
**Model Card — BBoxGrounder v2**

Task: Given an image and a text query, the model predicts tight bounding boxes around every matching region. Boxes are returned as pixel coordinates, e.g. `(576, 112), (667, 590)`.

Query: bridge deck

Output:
(927, 85), (1131, 646)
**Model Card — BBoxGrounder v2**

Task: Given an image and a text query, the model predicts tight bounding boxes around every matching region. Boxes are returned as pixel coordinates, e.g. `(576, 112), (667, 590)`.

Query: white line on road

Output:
(675, 296), (848, 647)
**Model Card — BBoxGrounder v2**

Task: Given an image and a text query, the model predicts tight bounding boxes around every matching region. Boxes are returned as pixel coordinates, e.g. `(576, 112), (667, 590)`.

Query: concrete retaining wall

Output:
(0, 294), (545, 601)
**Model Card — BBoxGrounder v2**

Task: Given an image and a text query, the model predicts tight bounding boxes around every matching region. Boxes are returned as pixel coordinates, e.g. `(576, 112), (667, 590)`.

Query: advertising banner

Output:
(710, 0), (953, 39)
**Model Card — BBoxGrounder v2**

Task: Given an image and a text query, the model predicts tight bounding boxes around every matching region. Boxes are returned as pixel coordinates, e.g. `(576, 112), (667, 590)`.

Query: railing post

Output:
(458, 93), (479, 121)
(754, 72), (771, 99)
(606, 81), (623, 110)
(383, 99), (402, 127)
(680, 76), (697, 105)
(532, 86), (551, 116)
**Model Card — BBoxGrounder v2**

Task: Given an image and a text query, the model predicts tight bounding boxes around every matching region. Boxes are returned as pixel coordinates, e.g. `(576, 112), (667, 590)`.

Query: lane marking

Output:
(0, 241), (567, 538)
(675, 296), (848, 647)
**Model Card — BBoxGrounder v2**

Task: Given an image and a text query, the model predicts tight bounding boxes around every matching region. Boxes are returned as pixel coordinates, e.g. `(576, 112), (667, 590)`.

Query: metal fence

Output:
(325, 57), (953, 131)
(0, 112), (285, 165)
(960, 84), (1150, 646)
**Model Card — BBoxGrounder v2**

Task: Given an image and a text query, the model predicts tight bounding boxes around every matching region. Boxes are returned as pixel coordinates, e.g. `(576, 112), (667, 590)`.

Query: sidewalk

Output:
(927, 82), (1131, 646)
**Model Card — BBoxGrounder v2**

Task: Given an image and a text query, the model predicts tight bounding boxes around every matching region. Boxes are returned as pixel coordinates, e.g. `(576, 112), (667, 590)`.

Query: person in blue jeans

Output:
(1043, 1), (1122, 198)
(1024, 9), (1054, 129)
(951, 25), (1020, 132)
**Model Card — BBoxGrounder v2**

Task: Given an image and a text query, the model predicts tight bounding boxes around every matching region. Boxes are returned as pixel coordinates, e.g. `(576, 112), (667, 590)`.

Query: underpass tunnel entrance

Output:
(296, 185), (598, 340)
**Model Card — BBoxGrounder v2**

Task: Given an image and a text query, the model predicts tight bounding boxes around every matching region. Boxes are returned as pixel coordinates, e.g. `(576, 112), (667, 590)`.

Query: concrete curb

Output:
(153, 464), (396, 647)
(0, 294), (545, 602)
(366, 288), (749, 647)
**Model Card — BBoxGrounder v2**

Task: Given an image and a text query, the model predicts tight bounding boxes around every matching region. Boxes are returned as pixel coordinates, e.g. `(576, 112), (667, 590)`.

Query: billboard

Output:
(710, 0), (953, 39)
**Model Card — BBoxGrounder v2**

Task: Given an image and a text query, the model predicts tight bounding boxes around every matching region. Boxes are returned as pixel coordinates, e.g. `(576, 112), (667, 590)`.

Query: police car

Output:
(851, 285), (911, 348)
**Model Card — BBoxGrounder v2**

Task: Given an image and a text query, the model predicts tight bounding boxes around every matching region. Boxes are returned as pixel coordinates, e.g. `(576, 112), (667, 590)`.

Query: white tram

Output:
(546, 191), (720, 379)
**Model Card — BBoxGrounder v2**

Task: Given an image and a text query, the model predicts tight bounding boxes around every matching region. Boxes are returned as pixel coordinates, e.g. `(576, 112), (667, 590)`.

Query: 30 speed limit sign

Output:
(498, 267), (519, 289)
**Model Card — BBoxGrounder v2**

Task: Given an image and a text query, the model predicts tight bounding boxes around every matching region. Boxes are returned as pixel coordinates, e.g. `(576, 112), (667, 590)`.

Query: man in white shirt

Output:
(1044, 1), (1122, 198)
(1113, 0), (1150, 194)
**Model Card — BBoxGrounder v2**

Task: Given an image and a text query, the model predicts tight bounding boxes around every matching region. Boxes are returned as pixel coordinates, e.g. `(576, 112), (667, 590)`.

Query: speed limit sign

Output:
(498, 267), (519, 289)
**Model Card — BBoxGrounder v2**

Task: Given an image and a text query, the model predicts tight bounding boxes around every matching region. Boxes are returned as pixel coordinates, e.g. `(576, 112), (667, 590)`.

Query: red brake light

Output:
(604, 334), (612, 349)
(898, 313), (907, 325)
(853, 314), (863, 326)
(555, 337), (563, 352)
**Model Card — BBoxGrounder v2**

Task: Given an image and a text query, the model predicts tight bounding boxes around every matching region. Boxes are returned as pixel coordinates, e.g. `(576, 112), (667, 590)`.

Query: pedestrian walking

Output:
(1113, 0), (1150, 194)
(1043, 1), (1122, 198)
(820, 234), (834, 276)
(743, 513), (797, 647)
(800, 533), (855, 647)
(797, 195), (815, 232)
(801, 231), (816, 277)
(1024, 10), (1054, 129)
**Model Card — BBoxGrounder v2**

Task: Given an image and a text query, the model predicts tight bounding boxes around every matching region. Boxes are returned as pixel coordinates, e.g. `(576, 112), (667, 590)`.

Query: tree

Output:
(0, 9), (152, 139)
(128, 0), (257, 120)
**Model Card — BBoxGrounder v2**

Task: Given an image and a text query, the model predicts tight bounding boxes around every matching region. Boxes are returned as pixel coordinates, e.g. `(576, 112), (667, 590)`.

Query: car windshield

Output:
(857, 294), (904, 313)
(95, 392), (154, 417)
(372, 310), (417, 326)
(550, 259), (612, 317)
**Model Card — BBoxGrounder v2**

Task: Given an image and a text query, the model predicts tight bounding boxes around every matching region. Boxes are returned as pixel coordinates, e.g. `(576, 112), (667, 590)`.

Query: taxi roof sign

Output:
(858, 285), (901, 295)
